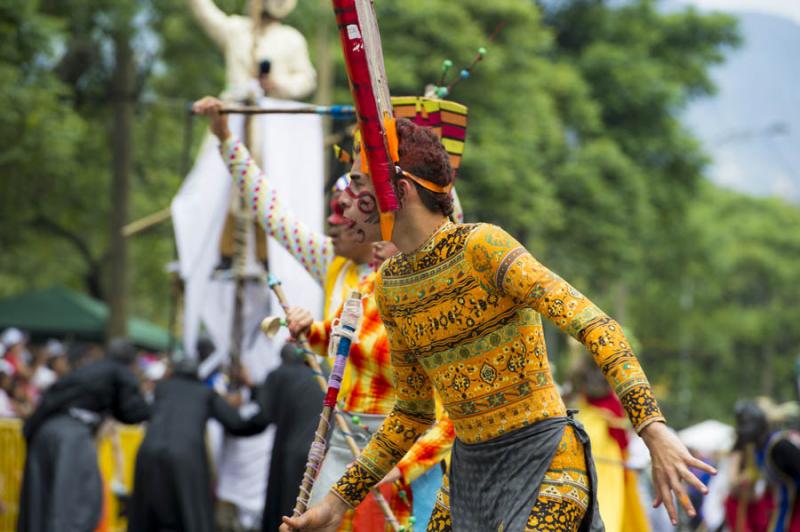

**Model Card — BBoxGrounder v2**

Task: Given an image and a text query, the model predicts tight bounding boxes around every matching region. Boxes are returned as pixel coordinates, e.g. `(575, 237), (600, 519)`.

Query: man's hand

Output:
(231, 363), (254, 389)
(192, 96), (231, 141)
(259, 75), (278, 95)
(285, 307), (314, 339)
(640, 421), (717, 525)
(225, 391), (244, 409)
(279, 492), (349, 531)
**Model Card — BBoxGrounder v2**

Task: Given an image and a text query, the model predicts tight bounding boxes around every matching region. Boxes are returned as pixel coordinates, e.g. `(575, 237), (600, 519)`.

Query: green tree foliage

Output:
(0, 0), (207, 319)
(1, 0), (797, 423)
(635, 182), (800, 422)
(538, 0), (740, 288)
(0, 1), (90, 293)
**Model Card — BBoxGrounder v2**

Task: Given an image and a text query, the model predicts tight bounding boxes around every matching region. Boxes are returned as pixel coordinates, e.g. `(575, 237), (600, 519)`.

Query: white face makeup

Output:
(341, 151), (383, 244)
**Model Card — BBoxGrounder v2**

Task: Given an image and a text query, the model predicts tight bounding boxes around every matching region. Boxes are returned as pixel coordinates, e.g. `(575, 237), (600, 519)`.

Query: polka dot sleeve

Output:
(220, 136), (334, 285)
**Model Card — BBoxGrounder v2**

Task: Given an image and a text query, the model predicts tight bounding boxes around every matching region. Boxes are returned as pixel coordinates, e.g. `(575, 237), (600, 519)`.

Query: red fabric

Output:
(440, 124), (467, 140)
(332, 0), (398, 213)
(725, 492), (774, 532)
(323, 387), (339, 408)
(350, 482), (412, 531)
(587, 392), (629, 451)
(724, 489), (800, 532)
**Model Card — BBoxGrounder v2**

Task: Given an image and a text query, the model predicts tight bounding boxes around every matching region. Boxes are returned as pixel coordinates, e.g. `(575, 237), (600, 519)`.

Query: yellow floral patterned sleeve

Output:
(331, 270), (437, 507)
(466, 224), (665, 433)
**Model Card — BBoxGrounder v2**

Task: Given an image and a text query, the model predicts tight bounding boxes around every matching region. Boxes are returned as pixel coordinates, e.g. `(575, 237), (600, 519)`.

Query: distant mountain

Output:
(676, 7), (800, 202)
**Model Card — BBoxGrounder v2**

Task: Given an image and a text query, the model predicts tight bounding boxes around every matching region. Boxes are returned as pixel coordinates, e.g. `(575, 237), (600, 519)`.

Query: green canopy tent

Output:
(0, 286), (170, 351)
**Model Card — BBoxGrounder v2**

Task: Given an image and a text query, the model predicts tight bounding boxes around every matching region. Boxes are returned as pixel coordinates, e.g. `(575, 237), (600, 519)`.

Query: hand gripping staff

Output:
(266, 274), (403, 530)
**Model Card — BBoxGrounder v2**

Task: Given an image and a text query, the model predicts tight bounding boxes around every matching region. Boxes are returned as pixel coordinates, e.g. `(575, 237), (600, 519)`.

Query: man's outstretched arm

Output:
(466, 223), (716, 525)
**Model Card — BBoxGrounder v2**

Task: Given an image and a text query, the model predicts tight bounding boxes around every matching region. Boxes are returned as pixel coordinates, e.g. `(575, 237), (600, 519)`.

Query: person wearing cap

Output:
(196, 96), (464, 322)
(279, 118), (715, 532)
(216, 128), (375, 323)
(17, 338), (150, 532)
(30, 340), (65, 393)
(128, 356), (271, 532)
(1, 328), (31, 379)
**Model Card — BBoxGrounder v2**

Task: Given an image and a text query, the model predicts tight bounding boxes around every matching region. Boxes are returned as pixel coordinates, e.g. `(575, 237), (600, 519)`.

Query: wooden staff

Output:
(217, 105), (355, 118)
(267, 274), (402, 531)
(294, 289), (359, 516)
(186, 103), (355, 117)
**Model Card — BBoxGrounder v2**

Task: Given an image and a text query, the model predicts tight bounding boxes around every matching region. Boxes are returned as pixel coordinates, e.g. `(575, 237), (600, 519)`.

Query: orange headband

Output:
(395, 166), (453, 194)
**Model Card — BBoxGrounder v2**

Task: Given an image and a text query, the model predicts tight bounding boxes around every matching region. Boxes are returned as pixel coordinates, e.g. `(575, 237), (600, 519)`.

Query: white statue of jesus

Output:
(187, 0), (317, 100)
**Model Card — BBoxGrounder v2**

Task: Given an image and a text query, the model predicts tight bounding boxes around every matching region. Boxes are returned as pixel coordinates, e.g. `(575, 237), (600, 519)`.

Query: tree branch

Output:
(32, 215), (93, 263)
(31, 215), (105, 299)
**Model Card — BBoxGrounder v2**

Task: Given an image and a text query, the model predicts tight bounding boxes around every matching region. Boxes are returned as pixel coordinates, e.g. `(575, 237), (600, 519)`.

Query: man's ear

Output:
(395, 177), (415, 207)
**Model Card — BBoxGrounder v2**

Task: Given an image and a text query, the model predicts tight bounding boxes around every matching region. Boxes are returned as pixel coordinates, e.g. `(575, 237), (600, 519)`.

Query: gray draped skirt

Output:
(449, 412), (604, 532)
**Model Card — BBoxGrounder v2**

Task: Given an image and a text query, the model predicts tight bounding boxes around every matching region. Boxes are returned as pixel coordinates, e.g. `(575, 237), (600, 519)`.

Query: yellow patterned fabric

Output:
(332, 222), (664, 507)
(534, 426), (591, 521)
(323, 256), (363, 321)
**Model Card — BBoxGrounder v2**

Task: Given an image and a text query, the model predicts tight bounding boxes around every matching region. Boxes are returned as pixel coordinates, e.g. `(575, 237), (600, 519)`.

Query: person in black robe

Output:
(256, 343), (324, 532)
(127, 357), (269, 532)
(17, 338), (150, 532)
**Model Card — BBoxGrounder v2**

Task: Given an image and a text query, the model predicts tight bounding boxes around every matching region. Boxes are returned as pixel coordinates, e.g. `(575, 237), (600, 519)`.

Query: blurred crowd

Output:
(0, 328), (166, 420)
(645, 397), (800, 532)
(562, 347), (800, 532)
(0, 324), (321, 532)
(708, 398), (800, 532)
(1, 329), (82, 418)
(3, 324), (799, 532)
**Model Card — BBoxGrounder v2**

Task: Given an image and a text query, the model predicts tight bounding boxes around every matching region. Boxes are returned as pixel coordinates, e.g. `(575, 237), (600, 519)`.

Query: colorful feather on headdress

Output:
(332, 0), (398, 240)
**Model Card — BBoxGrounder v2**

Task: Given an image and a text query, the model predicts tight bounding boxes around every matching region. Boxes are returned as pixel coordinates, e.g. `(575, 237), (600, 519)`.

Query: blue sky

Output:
(675, 0), (800, 201)
(682, 0), (800, 26)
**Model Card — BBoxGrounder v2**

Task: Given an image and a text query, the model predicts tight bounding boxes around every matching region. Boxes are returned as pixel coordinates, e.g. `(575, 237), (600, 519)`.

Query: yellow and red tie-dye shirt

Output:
(308, 271), (455, 483)
(332, 222), (665, 507)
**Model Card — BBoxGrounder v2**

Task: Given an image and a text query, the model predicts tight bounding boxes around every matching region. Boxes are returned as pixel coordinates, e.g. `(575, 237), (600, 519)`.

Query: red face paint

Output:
(342, 170), (383, 244)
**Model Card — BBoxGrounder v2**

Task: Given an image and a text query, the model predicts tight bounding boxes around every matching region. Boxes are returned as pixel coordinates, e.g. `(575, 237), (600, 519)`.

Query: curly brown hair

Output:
(394, 118), (454, 216)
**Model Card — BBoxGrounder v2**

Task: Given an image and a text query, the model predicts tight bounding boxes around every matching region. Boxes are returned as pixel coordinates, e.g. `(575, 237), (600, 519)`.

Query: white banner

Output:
(171, 97), (324, 518)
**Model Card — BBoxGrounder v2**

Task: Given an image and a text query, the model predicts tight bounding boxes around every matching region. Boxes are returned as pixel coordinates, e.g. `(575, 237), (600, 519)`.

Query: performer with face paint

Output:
(279, 118), (717, 532)
(193, 96), (464, 530)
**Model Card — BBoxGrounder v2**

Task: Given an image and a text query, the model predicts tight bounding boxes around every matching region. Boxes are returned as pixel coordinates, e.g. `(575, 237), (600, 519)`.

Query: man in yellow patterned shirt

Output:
(281, 118), (716, 531)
